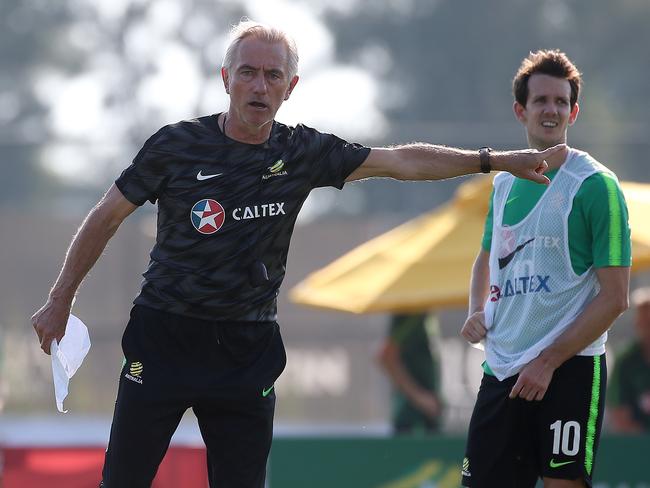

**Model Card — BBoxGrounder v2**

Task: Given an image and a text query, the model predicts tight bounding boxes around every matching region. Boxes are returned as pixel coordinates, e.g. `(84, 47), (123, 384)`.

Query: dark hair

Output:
(513, 50), (582, 108)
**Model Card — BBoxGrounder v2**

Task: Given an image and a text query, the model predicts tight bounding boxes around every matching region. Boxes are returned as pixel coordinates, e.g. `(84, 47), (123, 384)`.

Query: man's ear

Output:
(568, 102), (580, 126)
(284, 75), (299, 101)
(513, 101), (526, 123)
(221, 67), (230, 94)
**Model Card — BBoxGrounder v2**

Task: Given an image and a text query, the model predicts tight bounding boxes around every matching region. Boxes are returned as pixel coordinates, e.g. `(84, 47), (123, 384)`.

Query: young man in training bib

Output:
(460, 50), (631, 488)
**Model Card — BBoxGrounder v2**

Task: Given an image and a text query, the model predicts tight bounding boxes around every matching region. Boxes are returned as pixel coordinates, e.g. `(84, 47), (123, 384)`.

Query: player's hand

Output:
(509, 355), (556, 401)
(461, 311), (487, 344)
(31, 298), (72, 355)
(493, 144), (566, 185)
(412, 391), (440, 419)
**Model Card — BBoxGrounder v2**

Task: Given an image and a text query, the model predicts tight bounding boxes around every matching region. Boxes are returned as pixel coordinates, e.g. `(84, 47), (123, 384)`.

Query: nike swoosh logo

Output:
(498, 237), (535, 269)
(549, 459), (575, 468)
(197, 171), (223, 181)
(262, 385), (274, 397)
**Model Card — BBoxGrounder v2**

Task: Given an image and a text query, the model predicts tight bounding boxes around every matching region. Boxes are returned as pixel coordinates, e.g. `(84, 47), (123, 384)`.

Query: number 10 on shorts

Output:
(550, 420), (581, 456)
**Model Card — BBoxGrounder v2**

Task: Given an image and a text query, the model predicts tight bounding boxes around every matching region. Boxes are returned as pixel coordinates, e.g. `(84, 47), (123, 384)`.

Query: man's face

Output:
(222, 37), (298, 132)
(514, 73), (579, 150)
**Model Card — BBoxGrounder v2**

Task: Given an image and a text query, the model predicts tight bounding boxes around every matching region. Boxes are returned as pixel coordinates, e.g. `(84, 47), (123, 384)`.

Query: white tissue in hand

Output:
(51, 314), (91, 413)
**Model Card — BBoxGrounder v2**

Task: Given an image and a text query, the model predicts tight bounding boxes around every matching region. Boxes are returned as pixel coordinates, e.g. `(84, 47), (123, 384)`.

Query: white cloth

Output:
(51, 314), (91, 413)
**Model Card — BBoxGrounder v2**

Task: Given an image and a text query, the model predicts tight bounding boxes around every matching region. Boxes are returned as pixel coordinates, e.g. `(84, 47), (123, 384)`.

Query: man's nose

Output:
(543, 103), (559, 115)
(252, 74), (268, 93)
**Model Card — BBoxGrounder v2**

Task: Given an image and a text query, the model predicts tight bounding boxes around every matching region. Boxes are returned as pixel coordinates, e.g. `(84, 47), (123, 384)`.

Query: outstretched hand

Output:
(494, 144), (566, 184)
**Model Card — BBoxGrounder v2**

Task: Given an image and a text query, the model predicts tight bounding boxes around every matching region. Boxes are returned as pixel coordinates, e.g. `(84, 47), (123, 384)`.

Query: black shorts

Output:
(462, 354), (606, 488)
(100, 305), (287, 488)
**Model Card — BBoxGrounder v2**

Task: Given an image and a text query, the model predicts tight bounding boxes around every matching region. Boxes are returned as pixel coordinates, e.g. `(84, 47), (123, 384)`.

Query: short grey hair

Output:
(222, 19), (299, 80)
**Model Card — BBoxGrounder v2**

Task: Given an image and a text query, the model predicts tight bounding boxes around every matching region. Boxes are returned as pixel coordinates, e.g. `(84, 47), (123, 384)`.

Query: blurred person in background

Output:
(460, 50), (631, 488)
(376, 313), (442, 434)
(0, 326), (5, 413)
(607, 287), (650, 433)
(31, 19), (561, 488)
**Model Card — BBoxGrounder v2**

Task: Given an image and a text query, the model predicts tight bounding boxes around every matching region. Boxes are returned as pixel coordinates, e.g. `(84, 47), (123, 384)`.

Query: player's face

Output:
(514, 73), (579, 150)
(222, 37), (298, 134)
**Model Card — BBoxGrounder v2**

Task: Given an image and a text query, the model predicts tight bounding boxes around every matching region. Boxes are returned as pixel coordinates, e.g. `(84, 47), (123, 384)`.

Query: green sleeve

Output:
(481, 188), (495, 252)
(577, 172), (632, 268)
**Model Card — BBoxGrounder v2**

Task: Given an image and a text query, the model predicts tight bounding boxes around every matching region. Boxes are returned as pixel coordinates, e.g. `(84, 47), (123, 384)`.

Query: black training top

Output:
(115, 114), (370, 322)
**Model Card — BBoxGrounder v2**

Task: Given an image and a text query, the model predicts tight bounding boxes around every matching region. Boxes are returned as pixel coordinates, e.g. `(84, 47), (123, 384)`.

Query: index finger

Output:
(509, 378), (523, 399)
(540, 143), (567, 160)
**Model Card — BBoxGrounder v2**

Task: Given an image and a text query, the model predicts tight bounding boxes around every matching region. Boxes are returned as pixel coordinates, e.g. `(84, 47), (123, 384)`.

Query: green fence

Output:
(269, 435), (650, 488)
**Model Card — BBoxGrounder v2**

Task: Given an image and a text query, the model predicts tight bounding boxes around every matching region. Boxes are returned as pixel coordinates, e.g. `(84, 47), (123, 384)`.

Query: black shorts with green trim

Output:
(462, 354), (606, 488)
(100, 305), (287, 488)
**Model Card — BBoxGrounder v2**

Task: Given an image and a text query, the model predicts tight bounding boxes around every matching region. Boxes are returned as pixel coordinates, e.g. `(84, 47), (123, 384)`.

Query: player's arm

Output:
(461, 192), (493, 344)
(510, 266), (630, 401)
(460, 249), (491, 343)
(32, 184), (138, 354)
(375, 338), (439, 419)
(345, 144), (563, 184)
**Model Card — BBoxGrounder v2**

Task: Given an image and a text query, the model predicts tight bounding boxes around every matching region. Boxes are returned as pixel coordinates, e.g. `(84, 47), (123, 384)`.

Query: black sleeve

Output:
(115, 127), (172, 205)
(300, 126), (370, 189)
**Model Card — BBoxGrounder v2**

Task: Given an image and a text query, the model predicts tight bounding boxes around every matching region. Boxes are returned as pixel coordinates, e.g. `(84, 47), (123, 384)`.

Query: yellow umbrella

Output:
(623, 181), (650, 270)
(290, 176), (650, 314)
